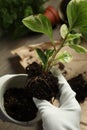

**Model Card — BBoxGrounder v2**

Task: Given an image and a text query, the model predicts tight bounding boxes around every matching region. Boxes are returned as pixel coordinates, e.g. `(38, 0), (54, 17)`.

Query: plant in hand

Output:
(22, 0), (87, 103)
(23, 0), (87, 70)
(4, 0), (87, 122)
(23, 0), (87, 114)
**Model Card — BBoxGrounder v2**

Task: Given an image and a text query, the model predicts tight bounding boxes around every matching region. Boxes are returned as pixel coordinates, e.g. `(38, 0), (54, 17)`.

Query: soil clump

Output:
(68, 74), (87, 103)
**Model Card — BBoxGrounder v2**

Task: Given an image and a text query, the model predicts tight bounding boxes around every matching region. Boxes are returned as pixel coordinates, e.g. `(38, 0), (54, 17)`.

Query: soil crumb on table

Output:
(68, 74), (87, 103)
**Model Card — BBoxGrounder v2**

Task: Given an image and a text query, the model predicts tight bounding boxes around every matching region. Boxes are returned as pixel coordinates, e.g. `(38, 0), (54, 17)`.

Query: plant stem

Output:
(46, 36), (67, 71)
(51, 38), (56, 51)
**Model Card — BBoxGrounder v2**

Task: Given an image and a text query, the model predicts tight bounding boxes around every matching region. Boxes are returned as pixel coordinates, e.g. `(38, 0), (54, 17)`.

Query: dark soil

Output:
(4, 62), (59, 121)
(68, 74), (87, 103)
(58, 62), (65, 70)
(4, 88), (37, 121)
(26, 62), (60, 100)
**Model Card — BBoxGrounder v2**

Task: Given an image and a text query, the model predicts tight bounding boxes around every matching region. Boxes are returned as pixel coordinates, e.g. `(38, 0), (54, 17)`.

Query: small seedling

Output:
(22, 0), (87, 71)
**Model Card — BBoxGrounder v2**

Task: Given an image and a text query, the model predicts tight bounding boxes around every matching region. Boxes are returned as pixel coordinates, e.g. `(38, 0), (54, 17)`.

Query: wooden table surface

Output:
(0, 0), (87, 130)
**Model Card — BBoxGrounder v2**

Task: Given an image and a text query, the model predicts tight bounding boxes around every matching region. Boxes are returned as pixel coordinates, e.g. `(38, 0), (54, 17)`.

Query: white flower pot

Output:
(0, 74), (40, 126)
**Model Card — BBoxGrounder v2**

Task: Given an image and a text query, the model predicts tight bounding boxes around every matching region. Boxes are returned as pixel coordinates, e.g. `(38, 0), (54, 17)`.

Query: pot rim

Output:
(0, 74), (41, 126)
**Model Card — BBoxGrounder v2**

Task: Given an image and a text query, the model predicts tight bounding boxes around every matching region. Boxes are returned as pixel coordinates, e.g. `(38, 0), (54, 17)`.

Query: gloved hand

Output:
(33, 68), (81, 130)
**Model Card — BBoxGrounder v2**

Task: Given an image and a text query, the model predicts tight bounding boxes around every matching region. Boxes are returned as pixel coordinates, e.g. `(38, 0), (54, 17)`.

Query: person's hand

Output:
(33, 69), (81, 130)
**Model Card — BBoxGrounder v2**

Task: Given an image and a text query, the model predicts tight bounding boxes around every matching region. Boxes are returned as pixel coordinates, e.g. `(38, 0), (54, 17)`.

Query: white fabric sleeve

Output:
(58, 73), (79, 109)
(51, 67), (80, 110)
(33, 69), (81, 130)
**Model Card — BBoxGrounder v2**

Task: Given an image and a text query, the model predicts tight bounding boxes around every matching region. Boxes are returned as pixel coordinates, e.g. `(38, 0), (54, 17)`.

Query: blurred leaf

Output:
(60, 24), (69, 39)
(22, 14), (53, 41)
(36, 48), (47, 65)
(67, 0), (87, 35)
(45, 49), (54, 59)
(56, 51), (72, 63)
(0, 0), (47, 38)
(24, 6), (33, 17)
(65, 33), (81, 42)
(69, 44), (87, 53)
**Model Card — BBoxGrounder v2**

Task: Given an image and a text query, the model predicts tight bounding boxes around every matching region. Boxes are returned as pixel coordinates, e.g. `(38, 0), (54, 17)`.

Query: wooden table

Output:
(0, 0), (87, 130)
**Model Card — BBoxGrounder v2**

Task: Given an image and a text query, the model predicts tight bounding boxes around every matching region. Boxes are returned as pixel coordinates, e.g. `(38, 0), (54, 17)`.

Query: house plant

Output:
(0, 0), (87, 126)
(0, 0), (48, 38)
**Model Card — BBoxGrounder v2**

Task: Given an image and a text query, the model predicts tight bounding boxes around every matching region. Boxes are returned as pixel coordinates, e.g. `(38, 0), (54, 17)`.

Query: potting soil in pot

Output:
(4, 88), (37, 121)
(4, 62), (60, 121)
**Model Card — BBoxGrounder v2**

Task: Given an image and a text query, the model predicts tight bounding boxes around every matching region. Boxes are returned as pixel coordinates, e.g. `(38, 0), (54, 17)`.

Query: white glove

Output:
(33, 69), (81, 130)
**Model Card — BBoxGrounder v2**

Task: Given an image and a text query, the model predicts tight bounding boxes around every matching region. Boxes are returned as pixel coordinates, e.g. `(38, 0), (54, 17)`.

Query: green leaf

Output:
(66, 33), (81, 42)
(36, 48), (47, 65)
(22, 14), (53, 40)
(60, 24), (69, 39)
(69, 44), (87, 53)
(0, 0), (47, 38)
(24, 6), (33, 17)
(56, 51), (72, 63)
(67, 0), (87, 34)
(45, 49), (54, 59)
